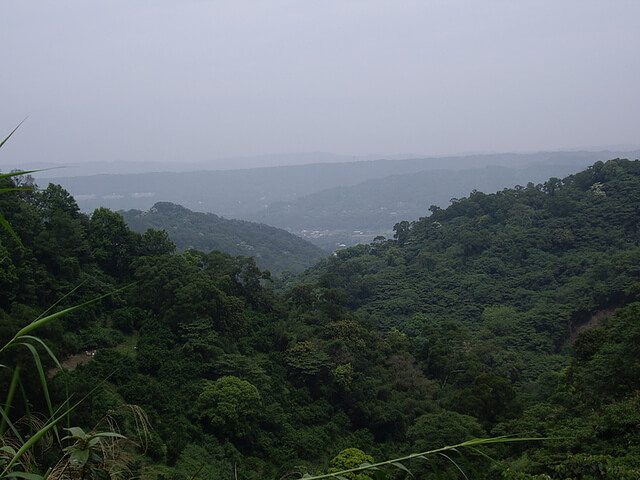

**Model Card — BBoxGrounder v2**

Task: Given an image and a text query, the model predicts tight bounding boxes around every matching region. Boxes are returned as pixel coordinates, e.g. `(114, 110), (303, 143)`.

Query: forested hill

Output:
(288, 157), (640, 474)
(2, 159), (640, 479)
(247, 162), (592, 249)
(120, 202), (324, 273)
(304, 158), (640, 350)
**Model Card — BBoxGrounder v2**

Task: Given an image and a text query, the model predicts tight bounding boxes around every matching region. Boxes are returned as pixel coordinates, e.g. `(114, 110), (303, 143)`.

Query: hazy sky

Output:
(2, 1), (639, 167)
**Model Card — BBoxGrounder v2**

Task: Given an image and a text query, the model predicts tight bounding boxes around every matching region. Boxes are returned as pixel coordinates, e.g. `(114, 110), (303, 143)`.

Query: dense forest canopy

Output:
(1, 158), (640, 479)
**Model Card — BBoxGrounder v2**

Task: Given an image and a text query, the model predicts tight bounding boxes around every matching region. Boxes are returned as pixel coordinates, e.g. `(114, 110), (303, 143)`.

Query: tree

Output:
(393, 220), (411, 246)
(140, 228), (175, 256)
(328, 448), (374, 480)
(88, 208), (139, 277)
(37, 183), (80, 220)
(446, 373), (517, 426)
(407, 411), (484, 452)
(196, 376), (261, 438)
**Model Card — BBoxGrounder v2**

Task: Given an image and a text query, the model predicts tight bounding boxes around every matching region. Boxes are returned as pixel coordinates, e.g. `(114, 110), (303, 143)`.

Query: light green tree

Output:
(197, 376), (261, 437)
(328, 448), (374, 480)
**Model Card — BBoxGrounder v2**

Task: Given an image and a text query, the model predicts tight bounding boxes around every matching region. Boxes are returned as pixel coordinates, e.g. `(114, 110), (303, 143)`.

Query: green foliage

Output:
(139, 228), (176, 256)
(286, 341), (330, 377)
(4, 154), (640, 478)
(61, 426), (126, 477)
(302, 436), (545, 480)
(88, 207), (139, 277)
(328, 448), (374, 480)
(197, 376), (261, 438)
(121, 202), (324, 273)
(407, 411), (484, 452)
(553, 454), (640, 480)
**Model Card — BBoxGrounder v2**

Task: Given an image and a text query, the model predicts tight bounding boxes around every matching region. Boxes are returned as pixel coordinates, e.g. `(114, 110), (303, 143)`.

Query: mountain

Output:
(284, 157), (640, 476)
(3, 159), (640, 478)
(248, 162), (601, 249)
(301, 158), (640, 358)
(120, 201), (324, 273)
(34, 150), (640, 220)
(2, 152), (427, 178)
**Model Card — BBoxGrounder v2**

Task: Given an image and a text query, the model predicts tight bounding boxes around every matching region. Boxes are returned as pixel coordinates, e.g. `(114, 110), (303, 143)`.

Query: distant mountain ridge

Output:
(120, 202), (324, 274)
(36, 150), (640, 218)
(245, 160), (640, 249)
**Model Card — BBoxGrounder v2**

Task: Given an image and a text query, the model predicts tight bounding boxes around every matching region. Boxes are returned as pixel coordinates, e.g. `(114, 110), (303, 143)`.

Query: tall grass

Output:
(295, 436), (544, 480)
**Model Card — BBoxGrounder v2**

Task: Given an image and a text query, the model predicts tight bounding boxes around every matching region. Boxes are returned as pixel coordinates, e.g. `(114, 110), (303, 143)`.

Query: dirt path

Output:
(47, 350), (96, 377)
(567, 307), (618, 345)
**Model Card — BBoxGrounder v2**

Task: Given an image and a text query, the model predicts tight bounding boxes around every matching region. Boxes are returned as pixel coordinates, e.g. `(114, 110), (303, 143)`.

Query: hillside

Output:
(120, 202), (325, 273)
(292, 158), (640, 474)
(249, 163), (592, 249)
(2, 159), (640, 479)
(304, 159), (640, 343)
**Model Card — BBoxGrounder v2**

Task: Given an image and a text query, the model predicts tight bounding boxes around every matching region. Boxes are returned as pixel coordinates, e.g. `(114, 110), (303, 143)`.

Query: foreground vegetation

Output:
(2, 158), (640, 478)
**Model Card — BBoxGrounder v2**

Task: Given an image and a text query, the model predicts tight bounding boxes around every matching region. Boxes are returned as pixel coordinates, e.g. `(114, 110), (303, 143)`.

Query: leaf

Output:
(427, 459), (444, 480)
(0, 214), (22, 247)
(438, 453), (469, 480)
(455, 449), (481, 480)
(69, 448), (90, 467)
(0, 366), (21, 436)
(63, 426), (88, 439)
(90, 431), (127, 439)
(4, 472), (45, 480)
(17, 343), (57, 438)
(373, 470), (387, 480)
(391, 462), (413, 477)
(0, 402), (24, 444)
(0, 446), (17, 455)
(0, 407), (67, 477)
(289, 436), (545, 480)
(20, 335), (62, 370)
(459, 436), (548, 446)
(0, 120), (25, 150)
(0, 187), (26, 194)
(467, 446), (507, 471)
(1, 283), (134, 354)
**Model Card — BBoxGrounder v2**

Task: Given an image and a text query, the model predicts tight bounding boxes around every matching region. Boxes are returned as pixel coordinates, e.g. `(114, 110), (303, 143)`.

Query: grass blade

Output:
(0, 403), (24, 444)
(0, 408), (64, 477)
(0, 120), (26, 150)
(17, 342), (58, 440)
(391, 462), (413, 477)
(437, 453), (468, 480)
(0, 382), (94, 477)
(33, 281), (88, 322)
(455, 449), (481, 480)
(0, 366), (20, 435)
(466, 446), (507, 472)
(20, 336), (62, 370)
(0, 168), (60, 180)
(296, 436), (546, 480)
(1, 283), (133, 354)
(0, 214), (23, 247)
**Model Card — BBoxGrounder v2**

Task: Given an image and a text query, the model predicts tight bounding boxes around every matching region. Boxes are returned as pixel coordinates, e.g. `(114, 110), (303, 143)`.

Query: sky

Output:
(2, 0), (640, 168)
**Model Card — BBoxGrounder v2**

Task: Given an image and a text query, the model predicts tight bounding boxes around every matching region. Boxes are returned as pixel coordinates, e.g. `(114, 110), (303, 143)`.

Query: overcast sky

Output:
(2, 1), (639, 167)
